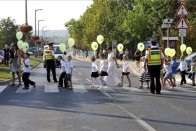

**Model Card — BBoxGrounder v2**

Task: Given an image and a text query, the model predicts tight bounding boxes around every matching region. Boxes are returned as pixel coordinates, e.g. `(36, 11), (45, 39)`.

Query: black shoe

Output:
(22, 87), (29, 89)
(54, 80), (58, 83)
(150, 91), (155, 94)
(69, 87), (73, 90)
(47, 79), (51, 82)
(184, 82), (186, 84)
(33, 83), (36, 88)
(180, 83), (183, 85)
(156, 92), (161, 94)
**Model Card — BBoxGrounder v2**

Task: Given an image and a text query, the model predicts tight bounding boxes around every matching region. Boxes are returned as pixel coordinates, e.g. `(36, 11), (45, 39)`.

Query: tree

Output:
(0, 17), (18, 48)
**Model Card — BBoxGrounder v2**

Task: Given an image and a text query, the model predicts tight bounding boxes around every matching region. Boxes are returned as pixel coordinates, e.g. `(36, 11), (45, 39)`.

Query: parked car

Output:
(0, 50), (4, 64)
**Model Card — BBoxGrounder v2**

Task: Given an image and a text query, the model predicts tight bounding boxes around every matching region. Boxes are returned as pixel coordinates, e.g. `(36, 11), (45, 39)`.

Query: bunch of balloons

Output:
(117, 43), (124, 52)
(164, 48), (176, 57)
(59, 43), (66, 52)
(180, 44), (192, 55)
(137, 43), (145, 51)
(68, 38), (75, 48)
(91, 42), (98, 51)
(16, 31), (29, 52)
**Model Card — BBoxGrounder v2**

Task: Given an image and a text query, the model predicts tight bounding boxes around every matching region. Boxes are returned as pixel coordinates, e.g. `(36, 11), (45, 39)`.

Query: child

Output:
(134, 49), (141, 68)
(119, 55), (131, 87)
(98, 53), (108, 89)
(90, 56), (99, 88)
(163, 57), (174, 89)
(178, 56), (187, 85)
(57, 56), (66, 88)
(171, 56), (177, 87)
(22, 53), (35, 89)
(65, 55), (73, 90)
(188, 57), (196, 86)
(139, 57), (150, 89)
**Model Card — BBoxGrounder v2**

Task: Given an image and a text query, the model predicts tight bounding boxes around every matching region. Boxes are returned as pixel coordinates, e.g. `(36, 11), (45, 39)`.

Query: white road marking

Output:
(176, 79), (192, 83)
(0, 85), (7, 93)
(16, 86), (32, 93)
(116, 105), (156, 131)
(122, 87), (143, 92)
(86, 78), (91, 83)
(161, 89), (172, 93)
(73, 84), (88, 93)
(45, 84), (59, 93)
(78, 72), (82, 75)
(174, 87), (196, 93)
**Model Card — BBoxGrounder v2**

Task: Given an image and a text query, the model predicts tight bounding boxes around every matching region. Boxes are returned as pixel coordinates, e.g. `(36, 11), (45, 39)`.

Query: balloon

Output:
(169, 49), (176, 57)
(91, 42), (98, 51)
(59, 43), (66, 52)
(22, 42), (29, 52)
(68, 38), (75, 47)
(180, 44), (186, 52)
(16, 31), (23, 40)
(186, 47), (192, 54)
(97, 35), (104, 44)
(164, 48), (171, 56)
(137, 43), (145, 51)
(17, 40), (23, 49)
(117, 43), (124, 52)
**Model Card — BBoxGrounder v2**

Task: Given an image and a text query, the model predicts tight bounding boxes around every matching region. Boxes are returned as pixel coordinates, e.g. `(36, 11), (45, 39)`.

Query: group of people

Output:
(89, 46), (132, 89)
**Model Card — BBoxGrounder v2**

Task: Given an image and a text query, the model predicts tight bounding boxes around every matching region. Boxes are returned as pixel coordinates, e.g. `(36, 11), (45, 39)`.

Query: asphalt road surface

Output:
(0, 58), (196, 131)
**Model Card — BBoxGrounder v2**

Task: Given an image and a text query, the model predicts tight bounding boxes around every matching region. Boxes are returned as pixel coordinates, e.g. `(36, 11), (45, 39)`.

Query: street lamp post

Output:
(25, 0), (28, 25)
(38, 20), (44, 37)
(42, 26), (47, 39)
(35, 9), (43, 36)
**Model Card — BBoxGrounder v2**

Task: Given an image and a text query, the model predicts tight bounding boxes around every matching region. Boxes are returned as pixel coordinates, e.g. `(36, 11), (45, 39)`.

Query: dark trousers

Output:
(46, 60), (57, 81)
(4, 56), (9, 66)
(58, 72), (67, 87)
(148, 65), (161, 93)
(180, 70), (186, 84)
(22, 73), (35, 87)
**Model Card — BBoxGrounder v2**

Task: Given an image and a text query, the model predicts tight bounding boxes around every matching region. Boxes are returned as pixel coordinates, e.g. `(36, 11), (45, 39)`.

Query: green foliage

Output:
(65, 0), (196, 53)
(0, 17), (18, 48)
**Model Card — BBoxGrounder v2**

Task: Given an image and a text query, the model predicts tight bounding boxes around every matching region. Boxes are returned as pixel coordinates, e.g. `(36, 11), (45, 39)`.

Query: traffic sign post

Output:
(176, 4), (189, 16)
(176, 17), (189, 29)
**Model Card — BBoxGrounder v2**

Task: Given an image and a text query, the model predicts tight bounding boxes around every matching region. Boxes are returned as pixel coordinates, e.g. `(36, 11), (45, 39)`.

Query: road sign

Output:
(179, 29), (186, 37)
(112, 40), (117, 48)
(176, 17), (189, 29)
(176, 4), (189, 16)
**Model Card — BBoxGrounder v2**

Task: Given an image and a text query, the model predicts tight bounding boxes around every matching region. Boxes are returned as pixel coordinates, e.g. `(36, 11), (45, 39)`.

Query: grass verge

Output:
(0, 56), (42, 82)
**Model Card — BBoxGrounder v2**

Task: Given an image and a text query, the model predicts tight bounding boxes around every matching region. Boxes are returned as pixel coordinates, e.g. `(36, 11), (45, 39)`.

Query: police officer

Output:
(44, 43), (58, 82)
(144, 40), (164, 94)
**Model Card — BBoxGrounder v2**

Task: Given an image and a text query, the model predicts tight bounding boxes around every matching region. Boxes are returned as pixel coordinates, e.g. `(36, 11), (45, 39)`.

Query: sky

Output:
(0, 0), (93, 31)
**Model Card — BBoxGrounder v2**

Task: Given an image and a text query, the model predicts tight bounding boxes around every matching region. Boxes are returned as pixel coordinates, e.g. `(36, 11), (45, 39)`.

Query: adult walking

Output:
(10, 43), (22, 87)
(44, 43), (58, 82)
(144, 40), (164, 94)
(104, 46), (121, 86)
(3, 44), (10, 66)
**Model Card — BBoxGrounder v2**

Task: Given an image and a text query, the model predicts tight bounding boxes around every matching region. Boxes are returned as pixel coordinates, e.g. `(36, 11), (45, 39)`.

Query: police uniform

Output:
(44, 43), (57, 82)
(145, 46), (163, 94)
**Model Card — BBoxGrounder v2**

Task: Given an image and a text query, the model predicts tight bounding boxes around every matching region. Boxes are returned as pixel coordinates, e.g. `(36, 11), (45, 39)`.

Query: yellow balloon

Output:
(180, 44), (186, 52)
(169, 49), (176, 57)
(91, 42), (98, 51)
(17, 40), (23, 50)
(97, 35), (104, 44)
(117, 44), (124, 52)
(59, 43), (66, 52)
(16, 31), (23, 40)
(164, 48), (171, 56)
(137, 43), (144, 51)
(186, 47), (192, 54)
(68, 38), (75, 47)
(22, 42), (29, 52)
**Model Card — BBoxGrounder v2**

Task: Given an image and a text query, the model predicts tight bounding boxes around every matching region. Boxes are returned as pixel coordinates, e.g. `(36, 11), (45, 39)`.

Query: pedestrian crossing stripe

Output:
(174, 87), (196, 93)
(122, 87), (143, 92)
(73, 84), (88, 93)
(0, 86), (7, 93)
(16, 86), (33, 93)
(45, 84), (59, 93)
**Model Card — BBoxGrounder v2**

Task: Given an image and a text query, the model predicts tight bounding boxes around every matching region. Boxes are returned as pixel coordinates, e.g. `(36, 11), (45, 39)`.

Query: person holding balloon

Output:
(171, 56), (178, 87)
(177, 56), (188, 85)
(10, 43), (22, 87)
(163, 57), (174, 88)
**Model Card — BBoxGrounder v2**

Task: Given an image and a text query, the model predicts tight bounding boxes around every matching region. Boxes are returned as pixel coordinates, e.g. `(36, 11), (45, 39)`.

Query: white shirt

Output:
(99, 60), (108, 72)
(178, 61), (187, 71)
(125, 50), (129, 55)
(65, 61), (73, 74)
(123, 61), (130, 72)
(60, 60), (66, 73)
(164, 63), (172, 74)
(108, 52), (115, 66)
(92, 61), (98, 72)
(23, 58), (31, 73)
(145, 46), (164, 59)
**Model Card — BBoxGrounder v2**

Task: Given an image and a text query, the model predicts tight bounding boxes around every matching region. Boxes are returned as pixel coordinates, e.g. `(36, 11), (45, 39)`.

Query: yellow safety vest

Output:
(44, 49), (53, 60)
(147, 48), (161, 66)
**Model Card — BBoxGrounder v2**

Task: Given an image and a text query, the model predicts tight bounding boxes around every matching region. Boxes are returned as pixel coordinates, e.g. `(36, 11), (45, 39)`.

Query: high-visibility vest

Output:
(44, 49), (53, 60)
(147, 48), (161, 66)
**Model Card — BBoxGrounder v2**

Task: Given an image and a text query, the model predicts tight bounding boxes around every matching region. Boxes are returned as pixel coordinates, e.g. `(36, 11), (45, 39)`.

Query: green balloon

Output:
(59, 43), (66, 52)
(17, 40), (23, 49)
(16, 31), (23, 40)
(68, 38), (75, 48)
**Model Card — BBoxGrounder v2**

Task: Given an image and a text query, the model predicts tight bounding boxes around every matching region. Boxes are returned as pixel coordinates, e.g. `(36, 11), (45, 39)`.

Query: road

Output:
(0, 58), (196, 131)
